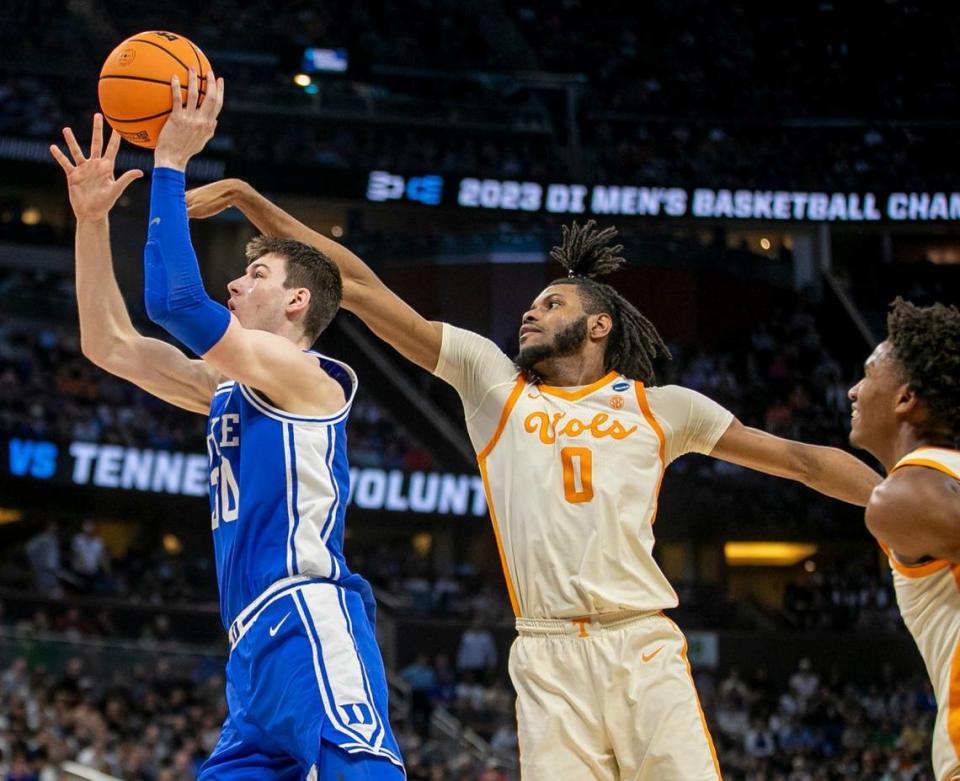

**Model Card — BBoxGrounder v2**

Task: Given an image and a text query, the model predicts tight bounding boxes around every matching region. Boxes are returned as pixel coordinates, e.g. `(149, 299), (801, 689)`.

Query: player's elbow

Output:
(79, 330), (115, 368)
(144, 288), (172, 327)
(81, 333), (130, 376)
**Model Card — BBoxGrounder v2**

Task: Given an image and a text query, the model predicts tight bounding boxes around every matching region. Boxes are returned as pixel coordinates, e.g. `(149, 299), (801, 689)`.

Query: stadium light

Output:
(724, 541), (818, 567)
(0, 507), (23, 524)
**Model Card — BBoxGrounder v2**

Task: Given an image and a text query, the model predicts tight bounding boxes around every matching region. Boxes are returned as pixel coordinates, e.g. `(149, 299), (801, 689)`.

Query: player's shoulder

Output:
(439, 323), (517, 380)
(640, 383), (705, 406)
(310, 351), (357, 387)
(227, 351), (356, 420)
(308, 351), (357, 404)
(442, 323), (507, 356)
(870, 465), (948, 524)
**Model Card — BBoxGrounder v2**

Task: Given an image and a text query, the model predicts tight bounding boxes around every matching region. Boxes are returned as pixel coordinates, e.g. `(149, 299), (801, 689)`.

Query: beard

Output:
(514, 316), (589, 374)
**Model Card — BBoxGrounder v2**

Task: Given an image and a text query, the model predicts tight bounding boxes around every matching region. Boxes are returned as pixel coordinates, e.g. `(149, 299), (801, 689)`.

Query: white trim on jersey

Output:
(228, 575), (322, 650)
(292, 585), (401, 766)
(237, 384), (352, 425)
(319, 425), (342, 546)
(235, 354), (358, 426)
(283, 423), (298, 578)
(336, 743), (405, 767)
(286, 423), (342, 581)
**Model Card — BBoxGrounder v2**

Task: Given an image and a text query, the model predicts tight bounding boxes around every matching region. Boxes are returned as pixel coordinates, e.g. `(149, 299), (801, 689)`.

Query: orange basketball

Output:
(98, 31), (211, 149)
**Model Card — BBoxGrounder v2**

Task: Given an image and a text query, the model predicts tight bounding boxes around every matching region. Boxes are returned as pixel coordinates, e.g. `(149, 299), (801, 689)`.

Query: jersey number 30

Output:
(211, 457), (240, 529)
(561, 446), (594, 503)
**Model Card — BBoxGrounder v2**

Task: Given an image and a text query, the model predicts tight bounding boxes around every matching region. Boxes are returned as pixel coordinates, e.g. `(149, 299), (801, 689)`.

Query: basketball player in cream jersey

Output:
(848, 298), (960, 781)
(187, 186), (882, 779)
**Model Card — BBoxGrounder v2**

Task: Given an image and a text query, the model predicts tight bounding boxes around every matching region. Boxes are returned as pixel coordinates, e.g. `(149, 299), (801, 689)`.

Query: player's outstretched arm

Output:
(147, 71), (344, 415)
(865, 467), (960, 563)
(186, 179), (443, 373)
(50, 114), (218, 414)
(710, 419), (882, 506)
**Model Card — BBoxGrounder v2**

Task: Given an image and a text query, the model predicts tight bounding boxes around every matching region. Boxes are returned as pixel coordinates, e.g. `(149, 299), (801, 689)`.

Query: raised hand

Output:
(49, 114), (144, 222)
(154, 67), (225, 171)
(186, 179), (249, 219)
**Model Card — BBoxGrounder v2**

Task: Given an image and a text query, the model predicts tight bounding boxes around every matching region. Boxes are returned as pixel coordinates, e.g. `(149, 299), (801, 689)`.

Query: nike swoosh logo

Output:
(150, 217), (161, 225)
(269, 612), (291, 637)
(642, 646), (665, 663)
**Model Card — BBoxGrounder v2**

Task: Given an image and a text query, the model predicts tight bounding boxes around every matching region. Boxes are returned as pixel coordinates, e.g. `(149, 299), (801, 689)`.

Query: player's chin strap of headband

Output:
(144, 168), (231, 356)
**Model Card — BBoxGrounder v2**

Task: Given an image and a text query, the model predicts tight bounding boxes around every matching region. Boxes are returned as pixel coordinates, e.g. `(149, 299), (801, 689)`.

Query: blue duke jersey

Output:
(199, 352), (405, 778)
(206, 352), (359, 628)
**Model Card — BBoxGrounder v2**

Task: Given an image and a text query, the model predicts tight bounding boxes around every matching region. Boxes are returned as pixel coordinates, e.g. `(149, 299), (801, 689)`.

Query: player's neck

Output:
(273, 320), (311, 350)
(884, 425), (954, 471)
(535, 355), (607, 388)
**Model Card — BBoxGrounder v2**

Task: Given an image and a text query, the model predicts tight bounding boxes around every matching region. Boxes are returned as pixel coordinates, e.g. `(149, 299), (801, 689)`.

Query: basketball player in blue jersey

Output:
(49, 71), (404, 780)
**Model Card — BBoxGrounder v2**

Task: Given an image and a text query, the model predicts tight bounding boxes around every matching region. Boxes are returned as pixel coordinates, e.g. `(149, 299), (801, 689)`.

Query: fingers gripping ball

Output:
(98, 31), (211, 149)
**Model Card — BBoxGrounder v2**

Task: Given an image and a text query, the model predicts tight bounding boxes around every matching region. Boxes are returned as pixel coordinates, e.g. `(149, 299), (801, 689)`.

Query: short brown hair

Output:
(245, 235), (342, 343)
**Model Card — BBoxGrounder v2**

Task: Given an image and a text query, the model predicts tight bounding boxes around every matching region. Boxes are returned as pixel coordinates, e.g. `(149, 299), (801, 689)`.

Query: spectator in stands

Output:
(789, 656), (820, 708)
(742, 717), (775, 760)
(24, 522), (60, 597)
(455, 616), (498, 685)
(401, 653), (437, 736)
(70, 520), (109, 592)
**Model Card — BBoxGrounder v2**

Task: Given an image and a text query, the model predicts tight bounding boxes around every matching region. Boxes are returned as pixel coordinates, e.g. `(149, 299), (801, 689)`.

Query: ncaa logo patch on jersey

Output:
(612, 381), (630, 392)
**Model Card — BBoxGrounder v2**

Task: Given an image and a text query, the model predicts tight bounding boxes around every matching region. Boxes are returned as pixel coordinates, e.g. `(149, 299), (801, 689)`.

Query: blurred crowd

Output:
(706, 659), (939, 780)
(659, 301), (853, 450)
(1, 1), (957, 189)
(783, 560), (901, 633)
(0, 645), (940, 779)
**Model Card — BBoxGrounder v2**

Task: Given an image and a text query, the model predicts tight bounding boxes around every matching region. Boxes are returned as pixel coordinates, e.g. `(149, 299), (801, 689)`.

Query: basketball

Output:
(98, 31), (210, 149)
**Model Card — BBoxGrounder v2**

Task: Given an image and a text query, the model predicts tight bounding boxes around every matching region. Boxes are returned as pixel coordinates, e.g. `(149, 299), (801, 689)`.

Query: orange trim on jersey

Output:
(478, 457), (521, 617)
(949, 638), (960, 763)
(538, 370), (618, 401)
(662, 614), (723, 780)
(635, 383), (667, 525)
(477, 376), (526, 462)
(892, 458), (960, 481)
(882, 540), (952, 579)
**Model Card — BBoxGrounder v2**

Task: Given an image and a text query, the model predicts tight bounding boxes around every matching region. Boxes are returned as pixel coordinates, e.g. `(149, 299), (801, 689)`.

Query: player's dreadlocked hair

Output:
(549, 220), (671, 384)
(887, 297), (960, 440)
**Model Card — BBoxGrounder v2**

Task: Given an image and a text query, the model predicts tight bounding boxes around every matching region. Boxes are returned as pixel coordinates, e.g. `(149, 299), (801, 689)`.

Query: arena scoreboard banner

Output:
(6, 139), (958, 223)
(1, 437), (487, 518)
(366, 169), (960, 223)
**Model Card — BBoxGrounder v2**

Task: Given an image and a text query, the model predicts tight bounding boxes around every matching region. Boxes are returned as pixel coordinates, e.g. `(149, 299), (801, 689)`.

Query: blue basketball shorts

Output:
(198, 578), (405, 781)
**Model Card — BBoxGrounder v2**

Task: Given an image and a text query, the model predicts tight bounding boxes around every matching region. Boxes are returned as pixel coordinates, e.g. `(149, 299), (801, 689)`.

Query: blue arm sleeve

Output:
(144, 168), (231, 356)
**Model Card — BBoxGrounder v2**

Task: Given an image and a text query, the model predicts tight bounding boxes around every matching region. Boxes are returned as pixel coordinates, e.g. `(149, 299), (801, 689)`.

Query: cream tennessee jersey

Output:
(887, 448), (960, 781)
(433, 324), (734, 619)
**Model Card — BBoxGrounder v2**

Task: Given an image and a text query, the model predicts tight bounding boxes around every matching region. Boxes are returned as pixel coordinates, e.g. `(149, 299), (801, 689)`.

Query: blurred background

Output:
(1, 1), (959, 779)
